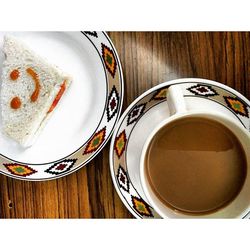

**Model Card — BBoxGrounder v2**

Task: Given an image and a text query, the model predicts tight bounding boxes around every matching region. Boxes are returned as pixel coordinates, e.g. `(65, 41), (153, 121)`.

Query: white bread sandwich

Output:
(1, 35), (72, 147)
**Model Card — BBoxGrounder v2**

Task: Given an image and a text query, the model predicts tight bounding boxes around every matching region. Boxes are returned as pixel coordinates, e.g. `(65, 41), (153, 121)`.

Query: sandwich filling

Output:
(48, 80), (66, 113)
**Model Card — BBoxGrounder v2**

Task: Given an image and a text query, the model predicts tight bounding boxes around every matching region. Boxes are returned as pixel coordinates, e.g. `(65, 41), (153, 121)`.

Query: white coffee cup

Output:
(140, 85), (250, 218)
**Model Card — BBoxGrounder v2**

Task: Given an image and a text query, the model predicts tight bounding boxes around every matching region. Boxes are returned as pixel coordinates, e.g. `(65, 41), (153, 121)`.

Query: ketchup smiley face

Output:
(9, 67), (41, 110)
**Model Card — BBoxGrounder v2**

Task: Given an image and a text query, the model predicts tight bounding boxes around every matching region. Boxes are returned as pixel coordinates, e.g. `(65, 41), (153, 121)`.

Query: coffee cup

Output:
(140, 85), (250, 218)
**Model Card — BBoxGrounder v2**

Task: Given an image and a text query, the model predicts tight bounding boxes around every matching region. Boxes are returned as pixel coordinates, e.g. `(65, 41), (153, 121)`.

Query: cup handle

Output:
(167, 85), (187, 116)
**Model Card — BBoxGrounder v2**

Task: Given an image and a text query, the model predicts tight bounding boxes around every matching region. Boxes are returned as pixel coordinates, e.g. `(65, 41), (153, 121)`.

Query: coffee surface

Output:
(145, 117), (247, 214)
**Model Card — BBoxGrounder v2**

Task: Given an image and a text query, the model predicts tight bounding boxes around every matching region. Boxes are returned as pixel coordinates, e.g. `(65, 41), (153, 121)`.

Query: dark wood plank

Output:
(0, 32), (249, 218)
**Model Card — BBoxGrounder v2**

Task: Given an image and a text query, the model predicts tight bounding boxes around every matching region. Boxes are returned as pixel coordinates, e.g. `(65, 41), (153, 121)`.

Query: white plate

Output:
(0, 31), (123, 180)
(109, 78), (250, 218)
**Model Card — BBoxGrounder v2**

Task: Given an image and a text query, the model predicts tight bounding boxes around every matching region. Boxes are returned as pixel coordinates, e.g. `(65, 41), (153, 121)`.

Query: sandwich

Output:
(1, 35), (72, 147)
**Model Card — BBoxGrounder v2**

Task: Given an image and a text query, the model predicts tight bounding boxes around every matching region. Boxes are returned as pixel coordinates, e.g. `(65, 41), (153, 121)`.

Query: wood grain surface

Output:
(0, 32), (249, 218)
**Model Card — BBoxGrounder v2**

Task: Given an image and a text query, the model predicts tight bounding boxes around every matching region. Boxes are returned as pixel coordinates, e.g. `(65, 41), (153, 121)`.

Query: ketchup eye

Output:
(10, 96), (21, 109)
(10, 69), (20, 80)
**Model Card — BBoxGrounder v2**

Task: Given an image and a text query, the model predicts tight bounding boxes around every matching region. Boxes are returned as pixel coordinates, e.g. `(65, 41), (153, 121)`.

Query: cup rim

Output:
(140, 110), (250, 218)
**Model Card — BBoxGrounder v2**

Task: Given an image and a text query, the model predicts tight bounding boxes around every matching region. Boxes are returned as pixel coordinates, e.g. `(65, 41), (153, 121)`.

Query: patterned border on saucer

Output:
(111, 81), (250, 218)
(0, 32), (124, 181)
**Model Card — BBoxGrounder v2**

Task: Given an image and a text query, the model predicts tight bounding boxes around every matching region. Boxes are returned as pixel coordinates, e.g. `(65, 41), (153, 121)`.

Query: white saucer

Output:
(109, 78), (250, 218)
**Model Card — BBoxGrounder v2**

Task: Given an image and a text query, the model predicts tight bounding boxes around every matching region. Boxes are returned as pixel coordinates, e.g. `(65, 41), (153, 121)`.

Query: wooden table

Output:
(0, 32), (249, 218)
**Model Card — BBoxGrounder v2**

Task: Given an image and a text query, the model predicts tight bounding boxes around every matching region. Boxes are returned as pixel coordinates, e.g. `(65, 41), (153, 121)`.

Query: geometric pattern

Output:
(84, 31), (98, 38)
(224, 96), (249, 118)
(116, 165), (129, 192)
(106, 85), (119, 122)
(101, 43), (117, 78)
(131, 196), (153, 217)
(114, 130), (127, 158)
(127, 103), (146, 126)
(4, 163), (37, 177)
(150, 87), (168, 101)
(44, 159), (77, 175)
(187, 84), (219, 97)
(83, 127), (106, 155)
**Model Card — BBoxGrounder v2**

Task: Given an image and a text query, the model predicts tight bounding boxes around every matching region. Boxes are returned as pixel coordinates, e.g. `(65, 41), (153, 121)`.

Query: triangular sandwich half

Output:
(1, 35), (72, 147)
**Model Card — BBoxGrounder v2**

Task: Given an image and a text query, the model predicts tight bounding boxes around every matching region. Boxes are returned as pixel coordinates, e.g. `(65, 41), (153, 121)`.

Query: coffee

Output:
(145, 117), (247, 215)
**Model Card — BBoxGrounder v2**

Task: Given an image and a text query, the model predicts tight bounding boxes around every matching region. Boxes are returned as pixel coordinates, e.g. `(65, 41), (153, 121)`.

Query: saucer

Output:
(109, 78), (250, 218)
